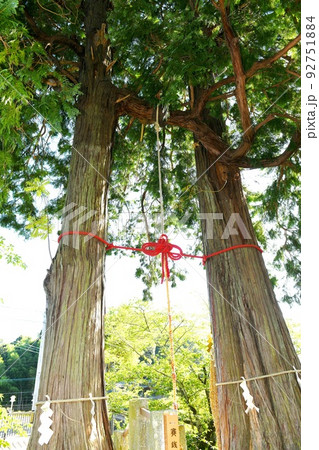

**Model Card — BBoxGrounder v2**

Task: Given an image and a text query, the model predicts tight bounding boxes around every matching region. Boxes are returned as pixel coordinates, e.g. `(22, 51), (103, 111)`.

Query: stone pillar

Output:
(113, 430), (129, 450)
(148, 410), (177, 450)
(128, 398), (149, 450)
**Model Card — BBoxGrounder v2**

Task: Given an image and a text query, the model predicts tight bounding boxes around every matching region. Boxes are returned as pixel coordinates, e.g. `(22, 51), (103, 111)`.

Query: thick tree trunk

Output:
(28, 1), (115, 448)
(195, 147), (301, 449)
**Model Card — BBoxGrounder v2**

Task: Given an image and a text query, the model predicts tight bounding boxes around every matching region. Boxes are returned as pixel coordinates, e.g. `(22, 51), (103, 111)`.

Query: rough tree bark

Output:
(195, 144), (301, 449)
(28, 1), (115, 448)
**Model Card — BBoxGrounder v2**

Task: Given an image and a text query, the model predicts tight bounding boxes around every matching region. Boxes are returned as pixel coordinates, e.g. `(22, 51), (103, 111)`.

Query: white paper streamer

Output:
(240, 377), (259, 414)
(89, 393), (98, 442)
(38, 395), (54, 445)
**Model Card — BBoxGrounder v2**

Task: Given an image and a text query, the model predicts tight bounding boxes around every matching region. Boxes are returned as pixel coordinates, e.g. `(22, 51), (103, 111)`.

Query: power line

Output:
(0, 377), (36, 383)
(0, 391), (34, 394)
(1, 341), (41, 349)
(0, 339), (40, 379)
(11, 345), (40, 354)
(1, 343), (40, 354)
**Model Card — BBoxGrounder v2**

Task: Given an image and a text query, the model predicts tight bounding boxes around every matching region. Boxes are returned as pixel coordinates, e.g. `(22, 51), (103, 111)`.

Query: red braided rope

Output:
(57, 231), (263, 283)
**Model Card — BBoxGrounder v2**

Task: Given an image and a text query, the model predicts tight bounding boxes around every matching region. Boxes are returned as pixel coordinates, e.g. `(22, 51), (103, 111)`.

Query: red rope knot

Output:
(141, 234), (183, 283)
(57, 232), (263, 282)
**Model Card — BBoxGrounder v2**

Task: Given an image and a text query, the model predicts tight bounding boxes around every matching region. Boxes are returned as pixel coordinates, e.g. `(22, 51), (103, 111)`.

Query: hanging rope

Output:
(155, 105), (178, 410)
(36, 395), (109, 406)
(164, 261), (178, 410)
(215, 369), (301, 387)
(156, 105), (165, 235)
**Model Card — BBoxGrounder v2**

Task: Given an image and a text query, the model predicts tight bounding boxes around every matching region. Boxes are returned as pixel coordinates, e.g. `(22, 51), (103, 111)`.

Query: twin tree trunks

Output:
(27, 2), (301, 449)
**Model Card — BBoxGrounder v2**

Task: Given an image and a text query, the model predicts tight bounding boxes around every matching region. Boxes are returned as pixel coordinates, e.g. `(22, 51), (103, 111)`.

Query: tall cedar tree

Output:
(0, 0), (300, 448)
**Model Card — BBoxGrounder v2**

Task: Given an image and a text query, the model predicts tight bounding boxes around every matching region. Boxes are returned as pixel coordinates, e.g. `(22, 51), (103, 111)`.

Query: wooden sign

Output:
(163, 413), (181, 450)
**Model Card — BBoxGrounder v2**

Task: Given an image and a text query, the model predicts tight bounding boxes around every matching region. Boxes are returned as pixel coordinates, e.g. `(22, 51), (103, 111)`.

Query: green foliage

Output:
(0, 336), (40, 410)
(25, 214), (52, 239)
(0, 336), (36, 445)
(107, 0), (300, 302)
(22, 177), (54, 238)
(0, 0), (300, 302)
(246, 161), (300, 303)
(0, 236), (26, 268)
(105, 301), (215, 449)
(286, 319), (301, 356)
(109, 0), (223, 107)
(0, 405), (28, 447)
(24, 178), (50, 198)
(0, 0), (79, 235)
(0, 235), (26, 306)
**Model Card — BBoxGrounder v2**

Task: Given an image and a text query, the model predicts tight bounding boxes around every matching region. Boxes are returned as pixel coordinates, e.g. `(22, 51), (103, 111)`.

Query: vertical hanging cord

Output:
(156, 105), (165, 235)
(156, 105), (178, 410)
(164, 262), (178, 410)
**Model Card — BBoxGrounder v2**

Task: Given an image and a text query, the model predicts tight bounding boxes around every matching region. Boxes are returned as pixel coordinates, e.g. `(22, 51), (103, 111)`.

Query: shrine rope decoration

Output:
(57, 231), (263, 284)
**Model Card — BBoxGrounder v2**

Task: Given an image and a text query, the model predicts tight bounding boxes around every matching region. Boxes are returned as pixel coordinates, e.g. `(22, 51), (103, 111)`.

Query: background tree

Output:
(105, 301), (216, 449)
(0, 0), (300, 448)
(0, 337), (40, 411)
(0, 394), (28, 449)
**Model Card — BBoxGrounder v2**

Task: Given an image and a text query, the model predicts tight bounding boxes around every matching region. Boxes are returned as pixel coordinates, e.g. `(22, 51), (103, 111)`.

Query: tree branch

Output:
(219, 0), (254, 145)
(286, 69), (301, 78)
(273, 113), (301, 124)
(246, 34), (301, 79)
(218, 2), (300, 161)
(254, 114), (276, 132)
(209, 90), (235, 102)
(211, 0), (220, 10)
(195, 75), (235, 113)
(254, 112), (300, 133)
(115, 91), (230, 158)
(168, 113), (229, 157)
(47, 54), (79, 84)
(196, 34), (300, 129)
(116, 28), (300, 164)
(230, 36), (300, 159)
(24, 8), (84, 56)
(237, 130), (300, 169)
